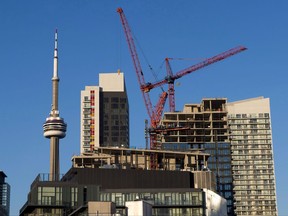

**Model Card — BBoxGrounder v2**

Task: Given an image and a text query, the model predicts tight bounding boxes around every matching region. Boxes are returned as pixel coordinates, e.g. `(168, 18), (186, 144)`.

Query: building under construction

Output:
(18, 28), (226, 216)
(156, 97), (277, 216)
(20, 7), (277, 215)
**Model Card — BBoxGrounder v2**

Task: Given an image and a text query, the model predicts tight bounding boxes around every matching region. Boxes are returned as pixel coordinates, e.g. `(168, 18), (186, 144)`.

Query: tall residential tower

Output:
(0, 171), (10, 216)
(227, 97), (277, 215)
(80, 72), (129, 153)
(159, 97), (277, 216)
(43, 30), (67, 181)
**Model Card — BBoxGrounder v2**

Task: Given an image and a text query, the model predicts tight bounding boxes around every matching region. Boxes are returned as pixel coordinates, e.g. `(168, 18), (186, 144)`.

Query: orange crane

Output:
(117, 8), (247, 152)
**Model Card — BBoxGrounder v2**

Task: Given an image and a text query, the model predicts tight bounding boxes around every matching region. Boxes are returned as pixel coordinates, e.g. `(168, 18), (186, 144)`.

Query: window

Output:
(164, 195), (172, 205)
(111, 115), (119, 120)
(120, 98), (126, 103)
(38, 187), (62, 206)
(111, 97), (119, 103)
(111, 103), (119, 109)
(71, 187), (78, 207)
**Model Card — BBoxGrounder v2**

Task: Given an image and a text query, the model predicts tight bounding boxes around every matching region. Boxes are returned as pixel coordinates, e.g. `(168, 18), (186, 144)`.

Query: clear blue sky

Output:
(0, 1), (287, 215)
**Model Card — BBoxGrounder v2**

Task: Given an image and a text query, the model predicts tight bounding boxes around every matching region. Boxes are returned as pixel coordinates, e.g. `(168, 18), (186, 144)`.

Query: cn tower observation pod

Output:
(43, 116), (67, 139)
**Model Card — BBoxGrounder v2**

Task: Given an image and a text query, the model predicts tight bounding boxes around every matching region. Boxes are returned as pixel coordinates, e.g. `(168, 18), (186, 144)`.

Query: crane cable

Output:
(132, 32), (165, 92)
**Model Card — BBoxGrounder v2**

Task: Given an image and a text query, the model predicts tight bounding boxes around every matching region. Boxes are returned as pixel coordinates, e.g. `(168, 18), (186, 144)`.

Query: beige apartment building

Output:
(227, 97), (277, 215)
(80, 72), (129, 153)
(159, 96), (277, 216)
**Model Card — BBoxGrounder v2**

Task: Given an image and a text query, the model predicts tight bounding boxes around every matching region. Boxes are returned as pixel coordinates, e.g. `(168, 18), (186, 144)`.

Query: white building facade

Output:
(227, 97), (278, 215)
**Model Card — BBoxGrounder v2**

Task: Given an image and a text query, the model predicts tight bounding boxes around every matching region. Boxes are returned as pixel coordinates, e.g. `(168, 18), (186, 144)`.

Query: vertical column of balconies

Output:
(82, 98), (91, 152)
(90, 90), (95, 151)
(81, 90), (97, 153)
(229, 113), (277, 215)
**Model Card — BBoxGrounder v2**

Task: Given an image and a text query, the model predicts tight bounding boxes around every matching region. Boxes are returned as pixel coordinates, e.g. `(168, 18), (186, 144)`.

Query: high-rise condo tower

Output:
(0, 171), (10, 216)
(80, 72), (129, 153)
(43, 30), (67, 181)
(159, 97), (277, 216)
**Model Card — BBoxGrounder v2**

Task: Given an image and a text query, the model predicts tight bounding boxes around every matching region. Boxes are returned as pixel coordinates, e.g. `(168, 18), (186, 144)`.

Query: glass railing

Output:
(31, 173), (65, 188)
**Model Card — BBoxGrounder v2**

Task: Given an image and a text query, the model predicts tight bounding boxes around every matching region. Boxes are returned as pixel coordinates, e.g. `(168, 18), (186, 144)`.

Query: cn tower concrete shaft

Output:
(50, 137), (59, 180)
(43, 30), (67, 181)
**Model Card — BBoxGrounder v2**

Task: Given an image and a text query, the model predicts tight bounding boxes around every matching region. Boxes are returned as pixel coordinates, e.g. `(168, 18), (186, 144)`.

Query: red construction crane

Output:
(117, 7), (247, 154)
(117, 7), (167, 130)
(158, 46), (247, 112)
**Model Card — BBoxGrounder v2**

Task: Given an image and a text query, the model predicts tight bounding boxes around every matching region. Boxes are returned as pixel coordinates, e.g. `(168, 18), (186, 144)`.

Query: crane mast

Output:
(117, 8), (155, 122)
(165, 58), (176, 112)
(117, 8), (169, 156)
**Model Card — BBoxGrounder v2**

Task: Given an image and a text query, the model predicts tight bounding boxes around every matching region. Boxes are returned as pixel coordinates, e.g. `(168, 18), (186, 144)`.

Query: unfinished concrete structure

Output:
(73, 147), (209, 171)
(159, 98), (234, 214)
(158, 97), (277, 216)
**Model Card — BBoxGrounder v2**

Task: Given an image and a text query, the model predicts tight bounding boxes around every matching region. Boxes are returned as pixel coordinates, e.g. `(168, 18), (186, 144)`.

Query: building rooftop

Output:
(72, 146), (210, 171)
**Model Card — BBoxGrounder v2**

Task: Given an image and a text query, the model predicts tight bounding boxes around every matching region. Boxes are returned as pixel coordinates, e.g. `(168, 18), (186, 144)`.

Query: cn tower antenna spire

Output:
(51, 29), (59, 114)
(43, 29), (67, 181)
(53, 29), (58, 79)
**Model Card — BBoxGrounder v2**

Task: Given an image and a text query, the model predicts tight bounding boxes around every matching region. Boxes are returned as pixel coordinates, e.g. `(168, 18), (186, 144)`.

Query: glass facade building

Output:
(20, 168), (227, 216)
(100, 190), (205, 216)
(0, 171), (10, 216)
(21, 184), (207, 216)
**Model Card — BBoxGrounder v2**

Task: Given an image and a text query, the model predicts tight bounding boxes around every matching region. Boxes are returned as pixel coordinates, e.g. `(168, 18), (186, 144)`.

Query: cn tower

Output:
(43, 30), (67, 181)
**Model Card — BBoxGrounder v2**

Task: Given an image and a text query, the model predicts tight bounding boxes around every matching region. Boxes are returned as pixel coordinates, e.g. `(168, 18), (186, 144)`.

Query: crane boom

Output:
(142, 46), (247, 92)
(117, 8), (168, 154)
(117, 8), (154, 121)
(117, 7), (247, 154)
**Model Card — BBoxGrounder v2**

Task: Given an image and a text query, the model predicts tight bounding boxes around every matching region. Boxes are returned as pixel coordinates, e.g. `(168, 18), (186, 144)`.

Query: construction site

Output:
(19, 7), (278, 216)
